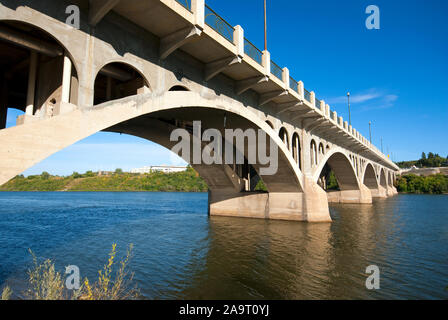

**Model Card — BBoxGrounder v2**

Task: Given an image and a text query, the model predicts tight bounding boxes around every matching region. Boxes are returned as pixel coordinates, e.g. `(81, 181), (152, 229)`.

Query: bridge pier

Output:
(326, 184), (372, 204)
(387, 186), (398, 197)
(209, 178), (332, 223)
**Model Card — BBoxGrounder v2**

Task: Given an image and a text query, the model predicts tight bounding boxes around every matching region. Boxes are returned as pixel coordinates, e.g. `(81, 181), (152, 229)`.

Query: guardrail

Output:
(175, 0), (191, 11)
(244, 38), (263, 65)
(173, 2), (389, 163)
(205, 4), (234, 43)
(304, 88), (311, 103)
(271, 61), (282, 80)
(289, 77), (299, 93)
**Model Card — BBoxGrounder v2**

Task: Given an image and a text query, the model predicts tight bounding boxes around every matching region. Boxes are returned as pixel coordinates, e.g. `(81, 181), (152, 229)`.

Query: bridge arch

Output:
(0, 20), (80, 126)
(362, 162), (379, 190)
(313, 148), (360, 191)
(379, 168), (387, 189)
(0, 91), (305, 193)
(94, 61), (150, 105)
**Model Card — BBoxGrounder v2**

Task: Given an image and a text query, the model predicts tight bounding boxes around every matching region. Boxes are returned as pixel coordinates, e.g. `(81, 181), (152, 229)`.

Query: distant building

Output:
(130, 165), (188, 174)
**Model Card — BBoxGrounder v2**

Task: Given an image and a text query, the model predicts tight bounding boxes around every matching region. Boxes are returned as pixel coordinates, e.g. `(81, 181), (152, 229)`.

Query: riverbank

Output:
(0, 169), (208, 192)
(396, 174), (448, 194)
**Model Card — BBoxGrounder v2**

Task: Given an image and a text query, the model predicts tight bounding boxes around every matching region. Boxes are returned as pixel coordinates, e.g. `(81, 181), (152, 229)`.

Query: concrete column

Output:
(233, 25), (244, 57)
(320, 99), (325, 113)
(282, 67), (289, 89)
(192, 0), (205, 29)
(61, 53), (72, 104)
(298, 81), (304, 99)
(325, 104), (330, 117)
(332, 111), (338, 122)
(310, 91), (315, 108)
(26, 51), (38, 116)
(344, 121), (348, 131)
(338, 116), (343, 127)
(262, 50), (270, 75)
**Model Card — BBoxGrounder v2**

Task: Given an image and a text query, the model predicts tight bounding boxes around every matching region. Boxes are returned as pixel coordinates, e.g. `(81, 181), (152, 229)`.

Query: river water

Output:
(0, 192), (446, 300)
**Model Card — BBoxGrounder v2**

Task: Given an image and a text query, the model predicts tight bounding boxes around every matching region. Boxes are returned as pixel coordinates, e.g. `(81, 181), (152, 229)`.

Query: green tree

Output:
(421, 152), (426, 160)
(72, 172), (82, 179)
(41, 172), (50, 180)
(115, 168), (124, 175)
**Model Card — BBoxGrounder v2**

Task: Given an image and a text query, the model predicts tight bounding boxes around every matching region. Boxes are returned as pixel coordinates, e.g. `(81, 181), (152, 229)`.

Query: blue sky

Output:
(7, 0), (448, 175)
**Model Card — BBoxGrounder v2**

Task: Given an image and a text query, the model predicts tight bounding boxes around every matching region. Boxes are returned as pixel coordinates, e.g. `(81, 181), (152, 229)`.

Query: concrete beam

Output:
(259, 90), (288, 106)
(89, 0), (121, 26)
(0, 25), (62, 57)
(291, 110), (317, 121)
(304, 118), (328, 131)
(160, 26), (202, 59)
(235, 76), (268, 95)
(276, 102), (302, 115)
(205, 56), (241, 81)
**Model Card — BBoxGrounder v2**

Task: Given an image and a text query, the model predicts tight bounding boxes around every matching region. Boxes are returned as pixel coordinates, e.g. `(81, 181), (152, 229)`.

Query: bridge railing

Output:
(289, 76), (299, 93)
(184, 3), (388, 163)
(175, 0), (191, 11)
(315, 97), (322, 109)
(271, 60), (283, 80)
(304, 88), (311, 103)
(205, 4), (234, 43)
(244, 38), (263, 65)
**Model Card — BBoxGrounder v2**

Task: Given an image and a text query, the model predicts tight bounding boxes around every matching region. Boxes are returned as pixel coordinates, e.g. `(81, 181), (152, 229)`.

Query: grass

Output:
(1, 244), (138, 300)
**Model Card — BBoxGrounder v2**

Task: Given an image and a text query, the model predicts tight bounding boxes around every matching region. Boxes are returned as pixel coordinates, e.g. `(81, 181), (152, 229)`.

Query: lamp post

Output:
(369, 121), (372, 144)
(347, 92), (351, 126)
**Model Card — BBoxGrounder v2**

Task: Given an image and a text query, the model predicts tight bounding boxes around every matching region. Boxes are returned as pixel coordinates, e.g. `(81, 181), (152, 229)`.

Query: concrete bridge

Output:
(0, 0), (398, 222)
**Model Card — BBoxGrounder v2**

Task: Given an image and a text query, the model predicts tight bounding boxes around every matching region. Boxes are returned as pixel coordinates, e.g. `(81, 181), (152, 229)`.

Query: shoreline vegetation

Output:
(1, 166), (447, 195)
(1, 244), (138, 300)
(0, 168), (209, 193)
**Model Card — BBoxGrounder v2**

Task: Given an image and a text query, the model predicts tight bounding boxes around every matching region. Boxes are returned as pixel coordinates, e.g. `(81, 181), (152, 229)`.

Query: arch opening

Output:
(310, 139), (318, 167)
(0, 20), (78, 129)
(94, 62), (149, 105)
(292, 132), (301, 170)
(279, 127), (289, 150)
(317, 152), (359, 192)
(363, 163), (378, 190)
(169, 85), (189, 91)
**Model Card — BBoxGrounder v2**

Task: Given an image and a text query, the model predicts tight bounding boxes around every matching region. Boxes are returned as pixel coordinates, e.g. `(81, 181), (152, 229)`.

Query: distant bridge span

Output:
(0, 0), (398, 222)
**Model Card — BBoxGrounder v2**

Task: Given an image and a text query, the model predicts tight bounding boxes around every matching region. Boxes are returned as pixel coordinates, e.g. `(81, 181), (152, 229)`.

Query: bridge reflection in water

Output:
(174, 199), (409, 300)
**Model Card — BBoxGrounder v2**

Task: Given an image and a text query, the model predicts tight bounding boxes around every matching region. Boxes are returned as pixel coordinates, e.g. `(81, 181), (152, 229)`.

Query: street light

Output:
(347, 92), (351, 126)
(369, 121), (372, 144)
